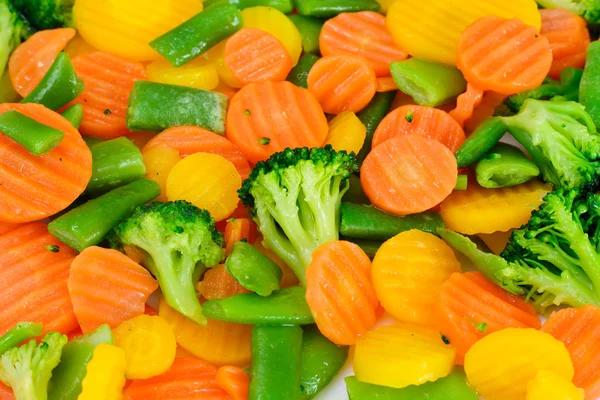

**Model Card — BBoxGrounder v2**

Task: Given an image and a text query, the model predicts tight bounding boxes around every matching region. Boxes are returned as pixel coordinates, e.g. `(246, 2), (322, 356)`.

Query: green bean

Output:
(295, 0), (380, 17)
(287, 53), (320, 89)
(226, 241), (282, 296)
(580, 41), (600, 128)
(475, 143), (539, 188)
(0, 110), (64, 155)
(356, 91), (395, 165)
(454, 174), (468, 191)
(288, 15), (324, 54)
(0, 322), (43, 356)
(454, 117), (508, 168)
(205, 0), (293, 13)
(342, 174), (370, 204)
(61, 104), (83, 129)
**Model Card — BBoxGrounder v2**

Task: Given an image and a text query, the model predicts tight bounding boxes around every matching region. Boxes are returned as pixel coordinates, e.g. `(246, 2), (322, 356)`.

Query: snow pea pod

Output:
(295, 0), (380, 18)
(226, 241), (282, 296)
(475, 143), (539, 188)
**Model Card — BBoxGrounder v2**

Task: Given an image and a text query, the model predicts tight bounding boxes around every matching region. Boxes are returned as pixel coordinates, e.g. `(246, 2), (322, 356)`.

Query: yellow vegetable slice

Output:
(143, 145), (181, 202)
(527, 370), (584, 400)
(326, 111), (367, 155)
(78, 344), (127, 400)
(146, 57), (220, 91)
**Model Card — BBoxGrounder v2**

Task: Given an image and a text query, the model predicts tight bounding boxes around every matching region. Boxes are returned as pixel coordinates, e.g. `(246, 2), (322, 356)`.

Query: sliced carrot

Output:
(0, 382), (13, 400)
(542, 305), (600, 399)
(0, 103), (92, 223)
(124, 358), (229, 400)
(0, 222), (21, 236)
(142, 126), (251, 179)
(376, 77), (397, 92)
(465, 91), (507, 133)
(436, 271), (541, 365)
(9, 28), (76, 97)
(224, 28), (293, 85)
(457, 16), (552, 95)
(540, 9), (590, 79)
(68, 246), (159, 333)
(216, 366), (249, 400)
(67, 327), (83, 341)
(0, 223), (78, 336)
(224, 218), (256, 257)
(198, 264), (250, 300)
(449, 83), (484, 128)
(371, 104), (466, 151)
(307, 54), (377, 114)
(319, 11), (408, 77)
(145, 304), (158, 317)
(226, 81), (328, 164)
(68, 52), (147, 139)
(305, 241), (379, 346)
(361, 135), (458, 215)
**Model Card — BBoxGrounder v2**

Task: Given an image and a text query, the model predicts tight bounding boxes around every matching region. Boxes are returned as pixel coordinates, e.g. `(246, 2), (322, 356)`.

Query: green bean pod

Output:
(342, 174), (370, 204)
(0, 322), (43, 356)
(475, 143), (539, 188)
(454, 174), (468, 191)
(0, 110), (64, 155)
(61, 104), (84, 129)
(288, 14), (324, 54)
(295, 0), (380, 17)
(356, 91), (396, 165)
(226, 241), (282, 296)
(287, 53), (320, 89)
(454, 117), (508, 168)
(205, 0), (293, 13)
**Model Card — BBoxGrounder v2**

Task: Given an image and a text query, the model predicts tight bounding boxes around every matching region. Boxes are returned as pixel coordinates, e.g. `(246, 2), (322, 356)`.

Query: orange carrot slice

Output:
(371, 104), (466, 151)
(0, 223), (78, 336)
(305, 241), (379, 345)
(376, 77), (397, 92)
(319, 11), (408, 77)
(307, 54), (377, 114)
(124, 358), (229, 400)
(198, 264), (250, 300)
(0, 222), (21, 236)
(68, 246), (159, 333)
(542, 305), (600, 399)
(449, 83), (484, 128)
(69, 52), (147, 139)
(224, 28), (293, 85)
(226, 81), (328, 164)
(216, 366), (249, 400)
(0, 382), (13, 400)
(9, 28), (76, 97)
(457, 16), (552, 95)
(0, 103), (92, 223)
(436, 271), (541, 365)
(142, 126), (251, 179)
(224, 218), (256, 257)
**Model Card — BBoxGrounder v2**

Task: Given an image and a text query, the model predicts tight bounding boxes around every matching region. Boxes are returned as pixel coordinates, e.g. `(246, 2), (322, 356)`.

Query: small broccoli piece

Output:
(239, 146), (358, 284)
(12, 0), (74, 30)
(0, 0), (34, 80)
(536, 0), (600, 26)
(107, 200), (224, 325)
(501, 99), (600, 190)
(0, 332), (67, 400)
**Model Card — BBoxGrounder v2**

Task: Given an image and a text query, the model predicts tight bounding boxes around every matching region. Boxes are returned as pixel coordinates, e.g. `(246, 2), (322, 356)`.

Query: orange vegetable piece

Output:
(69, 52), (147, 138)
(8, 28), (75, 97)
(142, 145), (180, 202)
(0, 382), (12, 400)
(198, 264), (250, 300)
(216, 366), (250, 400)
(319, 11), (407, 77)
(0, 103), (92, 223)
(361, 135), (458, 215)
(371, 104), (466, 151)
(0, 222), (21, 236)
(305, 241), (379, 345)
(449, 83), (484, 128)
(465, 91), (507, 133)
(0, 223), (78, 336)
(457, 16), (552, 95)
(308, 54), (377, 114)
(68, 246), (159, 333)
(226, 81), (328, 164)
(376, 77), (397, 92)
(224, 218), (256, 257)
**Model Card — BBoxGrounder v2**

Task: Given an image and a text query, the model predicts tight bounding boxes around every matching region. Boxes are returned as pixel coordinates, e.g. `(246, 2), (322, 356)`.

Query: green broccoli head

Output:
(0, 332), (67, 400)
(537, 0), (600, 25)
(502, 99), (600, 190)
(0, 0), (34, 78)
(108, 200), (224, 325)
(12, 0), (74, 30)
(239, 146), (358, 284)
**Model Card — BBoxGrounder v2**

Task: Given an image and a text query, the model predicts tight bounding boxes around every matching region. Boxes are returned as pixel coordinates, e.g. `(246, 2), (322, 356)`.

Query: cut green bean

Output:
(295, 0), (380, 17)
(475, 143), (539, 188)
(340, 236), (382, 258)
(580, 41), (600, 128)
(340, 203), (445, 240)
(127, 81), (228, 134)
(0, 110), (64, 155)
(150, 4), (243, 67)
(48, 179), (160, 252)
(61, 104), (83, 129)
(21, 53), (84, 110)
(390, 58), (466, 107)
(287, 53), (320, 89)
(205, 0), (294, 13)
(82, 136), (103, 148)
(342, 174), (370, 204)
(288, 14), (324, 54)
(87, 137), (146, 195)
(454, 174), (468, 191)
(356, 91), (395, 165)
(454, 117), (508, 168)
(226, 241), (282, 296)
(0, 322), (43, 356)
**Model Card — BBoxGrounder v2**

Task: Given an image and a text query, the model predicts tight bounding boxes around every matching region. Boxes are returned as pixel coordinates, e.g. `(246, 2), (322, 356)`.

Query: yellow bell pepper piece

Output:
(146, 57), (220, 91)
(78, 344), (126, 400)
(325, 112), (367, 155)
(142, 145), (181, 202)
(527, 370), (584, 400)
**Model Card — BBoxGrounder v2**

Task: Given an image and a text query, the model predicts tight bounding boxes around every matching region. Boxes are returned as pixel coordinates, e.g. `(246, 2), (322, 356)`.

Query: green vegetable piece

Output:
(82, 136), (102, 148)
(0, 332), (67, 400)
(287, 53), (320, 89)
(204, 0), (294, 13)
(580, 41), (600, 129)
(12, 0), (74, 30)
(340, 202), (445, 241)
(203, 286), (314, 324)
(48, 324), (113, 400)
(250, 325), (303, 400)
(0, 110), (64, 155)
(48, 178), (160, 252)
(288, 14), (324, 54)
(149, 4), (243, 67)
(345, 370), (479, 400)
(127, 81), (229, 135)
(454, 117), (508, 168)
(475, 143), (539, 188)
(356, 91), (395, 165)
(60, 104), (83, 129)
(0, 322), (43, 356)
(299, 325), (348, 400)
(454, 174), (468, 191)
(87, 137), (146, 195)
(0, 71), (19, 103)
(342, 174), (370, 204)
(294, 0), (380, 17)
(390, 58), (467, 107)
(21, 52), (84, 110)
(0, 0), (34, 79)
(226, 241), (282, 296)
(340, 236), (382, 258)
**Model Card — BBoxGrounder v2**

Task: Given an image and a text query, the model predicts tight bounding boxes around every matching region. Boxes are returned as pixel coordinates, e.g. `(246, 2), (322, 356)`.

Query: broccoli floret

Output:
(12, 0), (74, 30)
(501, 99), (600, 190)
(107, 200), (224, 325)
(0, 332), (67, 400)
(537, 0), (600, 26)
(0, 0), (34, 79)
(239, 146), (358, 284)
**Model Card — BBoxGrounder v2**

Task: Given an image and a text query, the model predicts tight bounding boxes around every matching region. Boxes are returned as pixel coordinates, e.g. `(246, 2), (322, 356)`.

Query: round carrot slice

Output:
(371, 105), (466, 151)
(457, 16), (552, 95)
(226, 80), (328, 164)
(308, 54), (377, 115)
(225, 28), (293, 85)
(319, 11), (407, 77)
(360, 135), (458, 215)
(0, 103), (92, 223)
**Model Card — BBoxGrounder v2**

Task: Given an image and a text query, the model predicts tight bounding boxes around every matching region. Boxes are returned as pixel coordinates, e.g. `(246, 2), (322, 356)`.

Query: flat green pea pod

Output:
(295, 0), (380, 17)
(0, 322), (43, 356)
(288, 15), (324, 54)
(356, 91), (395, 165)
(475, 143), (539, 188)
(580, 41), (600, 128)
(454, 117), (508, 168)
(226, 241), (282, 296)
(299, 325), (349, 400)
(61, 104), (83, 129)
(205, 0), (294, 13)
(287, 53), (320, 89)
